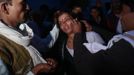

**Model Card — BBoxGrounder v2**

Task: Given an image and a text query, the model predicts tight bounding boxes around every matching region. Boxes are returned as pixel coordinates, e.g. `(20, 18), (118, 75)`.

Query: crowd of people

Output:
(0, 0), (134, 75)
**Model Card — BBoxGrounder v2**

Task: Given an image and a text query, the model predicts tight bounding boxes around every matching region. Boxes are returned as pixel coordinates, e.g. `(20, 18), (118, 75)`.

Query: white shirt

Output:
(116, 19), (123, 34)
(66, 47), (74, 57)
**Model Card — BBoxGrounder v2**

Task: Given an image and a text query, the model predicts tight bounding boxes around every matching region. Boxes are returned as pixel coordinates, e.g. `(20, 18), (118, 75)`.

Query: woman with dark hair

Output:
(54, 10), (105, 75)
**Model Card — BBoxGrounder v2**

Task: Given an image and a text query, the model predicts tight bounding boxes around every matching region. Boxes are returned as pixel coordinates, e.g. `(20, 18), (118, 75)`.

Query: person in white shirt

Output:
(0, 0), (57, 74)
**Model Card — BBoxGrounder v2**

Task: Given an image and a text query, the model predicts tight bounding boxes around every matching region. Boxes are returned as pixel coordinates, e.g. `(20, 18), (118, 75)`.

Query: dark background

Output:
(27, 0), (111, 10)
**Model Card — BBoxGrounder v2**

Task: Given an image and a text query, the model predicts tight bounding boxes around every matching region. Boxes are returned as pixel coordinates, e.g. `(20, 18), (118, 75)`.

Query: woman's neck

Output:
(68, 33), (74, 39)
(67, 33), (75, 49)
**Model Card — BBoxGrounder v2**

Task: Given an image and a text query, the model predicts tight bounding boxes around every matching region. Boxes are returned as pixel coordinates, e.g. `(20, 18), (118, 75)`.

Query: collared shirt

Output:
(123, 30), (134, 47)
(116, 19), (123, 34)
(125, 30), (134, 35)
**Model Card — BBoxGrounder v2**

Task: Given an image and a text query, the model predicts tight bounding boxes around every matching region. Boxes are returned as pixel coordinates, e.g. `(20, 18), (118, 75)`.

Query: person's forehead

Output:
(12, 0), (25, 3)
(59, 13), (71, 19)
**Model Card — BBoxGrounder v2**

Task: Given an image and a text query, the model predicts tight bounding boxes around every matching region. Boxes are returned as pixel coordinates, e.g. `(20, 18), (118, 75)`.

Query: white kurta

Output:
(0, 21), (47, 66)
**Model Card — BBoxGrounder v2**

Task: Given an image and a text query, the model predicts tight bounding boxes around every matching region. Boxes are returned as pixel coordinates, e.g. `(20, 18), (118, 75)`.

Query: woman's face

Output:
(58, 13), (74, 34)
(90, 8), (99, 18)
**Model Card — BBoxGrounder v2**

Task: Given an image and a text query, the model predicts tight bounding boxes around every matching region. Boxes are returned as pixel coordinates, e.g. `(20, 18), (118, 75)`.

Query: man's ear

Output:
(0, 2), (9, 14)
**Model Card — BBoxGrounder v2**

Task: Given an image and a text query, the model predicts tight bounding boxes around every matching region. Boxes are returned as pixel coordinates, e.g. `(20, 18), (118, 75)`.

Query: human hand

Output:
(32, 58), (58, 75)
(46, 58), (58, 71)
(32, 63), (53, 75)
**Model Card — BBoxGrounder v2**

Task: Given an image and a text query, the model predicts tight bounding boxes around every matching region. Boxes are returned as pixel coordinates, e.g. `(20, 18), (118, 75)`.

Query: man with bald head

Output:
(96, 13), (134, 75)
(121, 13), (134, 32)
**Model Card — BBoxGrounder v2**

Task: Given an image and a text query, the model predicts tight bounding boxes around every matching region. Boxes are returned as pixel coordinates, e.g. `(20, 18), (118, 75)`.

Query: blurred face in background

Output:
(90, 8), (100, 18)
(72, 6), (82, 14)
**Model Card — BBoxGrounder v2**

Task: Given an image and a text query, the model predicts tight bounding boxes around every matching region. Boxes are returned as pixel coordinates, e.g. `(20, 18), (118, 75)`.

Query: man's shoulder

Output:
(104, 39), (134, 57)
(109, 39), (133, 50)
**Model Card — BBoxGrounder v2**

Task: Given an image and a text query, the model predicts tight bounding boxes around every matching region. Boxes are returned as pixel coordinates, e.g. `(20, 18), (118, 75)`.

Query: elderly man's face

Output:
(7, 0), (29, 26)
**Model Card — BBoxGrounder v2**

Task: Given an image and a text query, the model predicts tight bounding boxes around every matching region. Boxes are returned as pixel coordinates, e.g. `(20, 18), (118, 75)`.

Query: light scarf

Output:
(84, 30), (134, 53)
(0, 21), (47, 66)
(83, 31), (106, 53)
(107, 31), (134, 49)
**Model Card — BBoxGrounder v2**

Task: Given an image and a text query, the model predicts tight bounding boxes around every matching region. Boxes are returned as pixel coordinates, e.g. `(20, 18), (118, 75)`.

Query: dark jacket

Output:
(74, 32), (134, 75)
